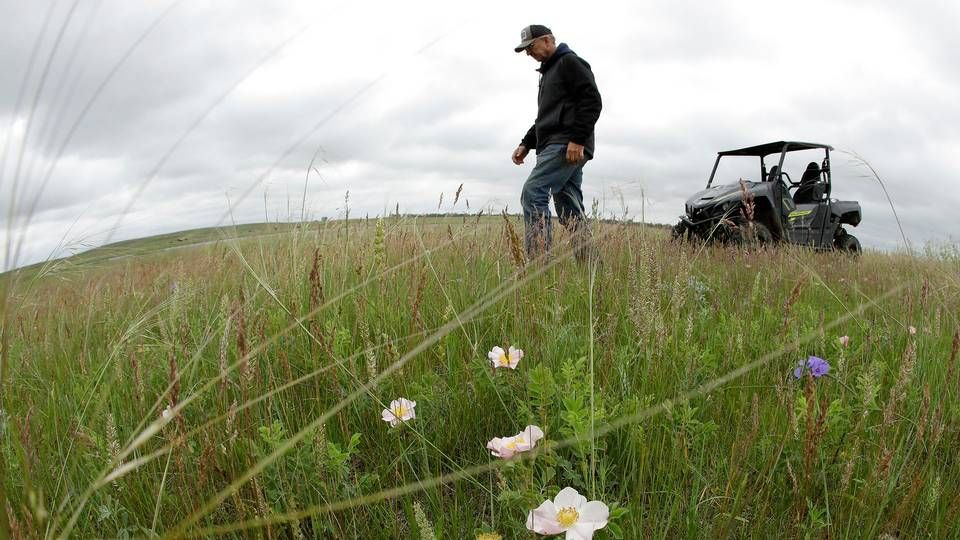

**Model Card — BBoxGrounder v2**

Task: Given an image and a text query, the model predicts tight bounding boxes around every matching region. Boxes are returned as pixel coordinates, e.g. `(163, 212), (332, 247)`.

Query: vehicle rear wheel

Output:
(835, 233), (861, 254)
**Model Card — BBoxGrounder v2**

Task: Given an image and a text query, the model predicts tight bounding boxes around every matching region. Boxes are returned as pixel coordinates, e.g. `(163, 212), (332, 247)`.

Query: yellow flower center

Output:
(393, 405), (407, 418)
(498, 353), (510, 366)
(556, 507), (579, 528)
(505, 435), (525, 450)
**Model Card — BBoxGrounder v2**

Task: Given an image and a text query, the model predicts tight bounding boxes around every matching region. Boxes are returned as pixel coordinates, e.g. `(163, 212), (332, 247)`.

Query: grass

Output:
(1, 214), (958, 538)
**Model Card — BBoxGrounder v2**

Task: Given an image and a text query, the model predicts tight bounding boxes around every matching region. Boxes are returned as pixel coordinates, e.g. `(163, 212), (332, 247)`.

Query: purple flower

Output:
(793, 359), (805, 379)
(807, 356), (830, 378)
(793, 356), (830, 379)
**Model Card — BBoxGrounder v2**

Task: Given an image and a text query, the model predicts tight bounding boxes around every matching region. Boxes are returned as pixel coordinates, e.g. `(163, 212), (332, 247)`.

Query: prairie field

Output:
(1, 215), (958, 538)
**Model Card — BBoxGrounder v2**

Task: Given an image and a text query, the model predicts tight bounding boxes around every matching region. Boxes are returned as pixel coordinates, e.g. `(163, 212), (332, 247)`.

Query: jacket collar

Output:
(537, 42), (574, 73)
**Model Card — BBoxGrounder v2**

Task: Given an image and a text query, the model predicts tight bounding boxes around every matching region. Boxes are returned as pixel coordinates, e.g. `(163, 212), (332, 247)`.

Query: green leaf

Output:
(346, 432), (363, 453)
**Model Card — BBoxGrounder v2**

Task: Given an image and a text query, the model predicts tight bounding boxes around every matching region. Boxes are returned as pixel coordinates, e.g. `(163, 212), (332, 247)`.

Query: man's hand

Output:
(565, 142), (585, 164)
(512, 145), (529, 165)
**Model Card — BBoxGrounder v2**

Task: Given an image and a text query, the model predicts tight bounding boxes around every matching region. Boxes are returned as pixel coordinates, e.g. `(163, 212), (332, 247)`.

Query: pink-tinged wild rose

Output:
(381, 398), (416, 427)
(486, 425), (544, 459)
(488, 345), (524, 369)
(526, 487), (609, 539)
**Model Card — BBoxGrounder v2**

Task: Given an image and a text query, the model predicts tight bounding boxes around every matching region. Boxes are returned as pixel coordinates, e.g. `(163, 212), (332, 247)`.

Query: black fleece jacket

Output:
(520, 43), (602, 157)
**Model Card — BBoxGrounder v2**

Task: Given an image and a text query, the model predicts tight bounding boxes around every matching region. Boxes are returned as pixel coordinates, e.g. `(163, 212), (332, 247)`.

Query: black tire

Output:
(730, 221), (773, 245)
(671, 221), (688, 241)
(835, 233), (861, 254)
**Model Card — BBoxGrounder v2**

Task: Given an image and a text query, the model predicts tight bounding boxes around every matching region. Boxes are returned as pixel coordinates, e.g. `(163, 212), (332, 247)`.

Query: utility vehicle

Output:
(671, 141), (862, 252)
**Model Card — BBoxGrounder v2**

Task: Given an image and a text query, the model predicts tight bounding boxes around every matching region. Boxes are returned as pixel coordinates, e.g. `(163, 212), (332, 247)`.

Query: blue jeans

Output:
(520, 143), (588, 259)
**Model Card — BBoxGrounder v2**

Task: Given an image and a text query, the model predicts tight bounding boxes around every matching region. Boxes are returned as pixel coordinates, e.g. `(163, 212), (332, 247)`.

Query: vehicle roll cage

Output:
(706, 141), (834, 194)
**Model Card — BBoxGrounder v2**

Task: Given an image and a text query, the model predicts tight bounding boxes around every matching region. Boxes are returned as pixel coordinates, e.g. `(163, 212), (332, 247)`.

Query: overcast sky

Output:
(1, 0), (957, 269)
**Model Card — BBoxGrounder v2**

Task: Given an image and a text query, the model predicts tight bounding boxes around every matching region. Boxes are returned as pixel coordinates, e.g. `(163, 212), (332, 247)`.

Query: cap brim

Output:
(514, 39), (536, 53)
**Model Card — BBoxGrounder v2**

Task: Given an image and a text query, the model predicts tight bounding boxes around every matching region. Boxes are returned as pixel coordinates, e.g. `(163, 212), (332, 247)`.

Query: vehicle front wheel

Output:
(730, 221), (774, 245)
(835, 233), (861, 254)
(671, 221), (688, 242)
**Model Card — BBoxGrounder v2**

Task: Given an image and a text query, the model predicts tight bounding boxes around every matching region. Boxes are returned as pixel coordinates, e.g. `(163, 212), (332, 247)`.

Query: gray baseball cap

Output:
(514, 24), (552, 53)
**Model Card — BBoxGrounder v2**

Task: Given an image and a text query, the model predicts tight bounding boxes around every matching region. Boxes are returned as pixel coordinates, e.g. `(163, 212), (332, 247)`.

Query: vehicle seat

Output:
(766, 165), (780, 183)
(793, 162), (823, 204)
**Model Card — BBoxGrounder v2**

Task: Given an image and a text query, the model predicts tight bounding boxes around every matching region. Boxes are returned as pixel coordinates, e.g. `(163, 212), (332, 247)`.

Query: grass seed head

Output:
(412, 501), (435, 540)
(502, 210), (527, 269)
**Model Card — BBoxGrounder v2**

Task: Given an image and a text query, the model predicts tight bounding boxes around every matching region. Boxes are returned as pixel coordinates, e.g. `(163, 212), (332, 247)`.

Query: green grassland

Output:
(1, 216), (958, 538)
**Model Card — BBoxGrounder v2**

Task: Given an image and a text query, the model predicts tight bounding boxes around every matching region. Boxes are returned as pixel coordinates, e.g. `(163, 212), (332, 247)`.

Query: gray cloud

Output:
(2, 0), (957, 269)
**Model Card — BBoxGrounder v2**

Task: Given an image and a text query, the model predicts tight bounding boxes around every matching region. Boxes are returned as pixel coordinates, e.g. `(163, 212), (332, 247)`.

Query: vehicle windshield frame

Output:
(707, 142), (833, 188)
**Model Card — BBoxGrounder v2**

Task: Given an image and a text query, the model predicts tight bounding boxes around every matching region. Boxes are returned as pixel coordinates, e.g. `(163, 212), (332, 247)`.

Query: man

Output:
(511, 24), (602, 260)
